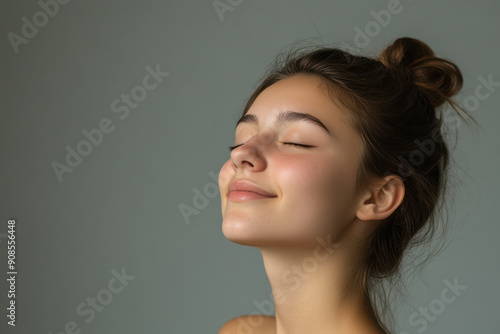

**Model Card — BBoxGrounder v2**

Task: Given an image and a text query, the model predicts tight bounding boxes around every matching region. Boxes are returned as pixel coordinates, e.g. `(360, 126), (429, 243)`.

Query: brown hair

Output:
(238, 37), (481, 332)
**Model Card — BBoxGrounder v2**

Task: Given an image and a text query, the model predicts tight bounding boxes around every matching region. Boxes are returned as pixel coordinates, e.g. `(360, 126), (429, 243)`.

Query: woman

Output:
(217, 37), (478, 334)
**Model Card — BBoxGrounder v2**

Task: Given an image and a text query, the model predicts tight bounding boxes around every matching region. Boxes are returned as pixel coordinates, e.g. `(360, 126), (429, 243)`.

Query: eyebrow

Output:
(234, 110), (331, 135)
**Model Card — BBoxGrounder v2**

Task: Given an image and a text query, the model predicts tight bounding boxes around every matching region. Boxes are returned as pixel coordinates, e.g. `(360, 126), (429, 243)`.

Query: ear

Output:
(355, 175), (405, 222)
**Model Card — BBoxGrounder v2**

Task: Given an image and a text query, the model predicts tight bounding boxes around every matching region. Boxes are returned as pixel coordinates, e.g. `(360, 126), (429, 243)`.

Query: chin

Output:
(222, 218), (261, 246)
(221, 219), (310, 248)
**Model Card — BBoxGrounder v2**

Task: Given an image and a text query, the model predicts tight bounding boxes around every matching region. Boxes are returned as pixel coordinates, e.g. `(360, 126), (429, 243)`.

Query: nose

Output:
(230, 129), (274, 171)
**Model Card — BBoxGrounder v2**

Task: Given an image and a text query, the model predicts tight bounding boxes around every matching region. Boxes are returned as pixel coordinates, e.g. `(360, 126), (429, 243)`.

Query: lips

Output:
(228, 180), (277, 198)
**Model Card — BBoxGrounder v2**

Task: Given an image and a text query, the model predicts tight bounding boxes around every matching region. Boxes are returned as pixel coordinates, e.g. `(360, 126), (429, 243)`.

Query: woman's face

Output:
(218, 74), (365, 248)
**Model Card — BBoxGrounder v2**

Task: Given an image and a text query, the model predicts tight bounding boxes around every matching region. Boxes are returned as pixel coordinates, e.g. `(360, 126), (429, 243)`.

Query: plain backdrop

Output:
(0, 0), (498, 333)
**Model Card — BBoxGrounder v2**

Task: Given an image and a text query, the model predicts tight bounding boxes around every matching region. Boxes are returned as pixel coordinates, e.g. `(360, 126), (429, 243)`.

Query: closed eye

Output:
(228, 144), (243, 152)
(228, 142), (314, 152)
(282, 142), (314, 148)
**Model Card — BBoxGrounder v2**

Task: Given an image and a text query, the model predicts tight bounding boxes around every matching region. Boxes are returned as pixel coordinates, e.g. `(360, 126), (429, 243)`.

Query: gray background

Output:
(0, 0), (498, 333)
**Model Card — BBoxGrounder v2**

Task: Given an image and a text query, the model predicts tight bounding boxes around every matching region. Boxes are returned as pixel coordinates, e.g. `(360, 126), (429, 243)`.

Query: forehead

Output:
(250, 75), (338, 124)
(245, 75), (356, 141)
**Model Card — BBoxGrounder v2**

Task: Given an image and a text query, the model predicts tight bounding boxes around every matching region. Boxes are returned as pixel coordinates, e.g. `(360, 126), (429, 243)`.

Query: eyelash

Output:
(228, 142), (313, 152)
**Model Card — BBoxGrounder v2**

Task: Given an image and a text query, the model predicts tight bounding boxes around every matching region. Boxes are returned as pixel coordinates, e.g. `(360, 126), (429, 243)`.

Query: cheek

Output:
(218, 159), (233, 190)
(275, 154), (355, 237)
(218, 159), (234, 215)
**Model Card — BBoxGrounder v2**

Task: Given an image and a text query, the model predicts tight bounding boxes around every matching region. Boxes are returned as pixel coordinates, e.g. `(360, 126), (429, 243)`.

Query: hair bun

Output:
(379, 37), (463, 108)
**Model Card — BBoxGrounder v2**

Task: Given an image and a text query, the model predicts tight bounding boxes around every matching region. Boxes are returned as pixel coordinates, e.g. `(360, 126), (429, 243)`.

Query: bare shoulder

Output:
(218, 314), (276, 334)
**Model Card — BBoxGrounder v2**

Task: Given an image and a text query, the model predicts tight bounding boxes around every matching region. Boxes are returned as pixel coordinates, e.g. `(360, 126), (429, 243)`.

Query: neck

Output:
(258, 234), (385, 334)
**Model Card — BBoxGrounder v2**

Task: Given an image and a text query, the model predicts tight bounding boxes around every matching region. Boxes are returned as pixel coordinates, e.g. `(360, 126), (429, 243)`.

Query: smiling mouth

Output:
(227, 191), (277, 202)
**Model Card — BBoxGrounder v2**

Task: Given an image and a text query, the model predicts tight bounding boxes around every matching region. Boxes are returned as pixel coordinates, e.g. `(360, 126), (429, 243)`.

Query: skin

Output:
(218, 74), (405, 334)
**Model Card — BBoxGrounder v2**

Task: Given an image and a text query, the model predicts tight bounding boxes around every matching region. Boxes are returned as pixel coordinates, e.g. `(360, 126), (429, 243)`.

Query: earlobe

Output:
(356, 175), (405, 222)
